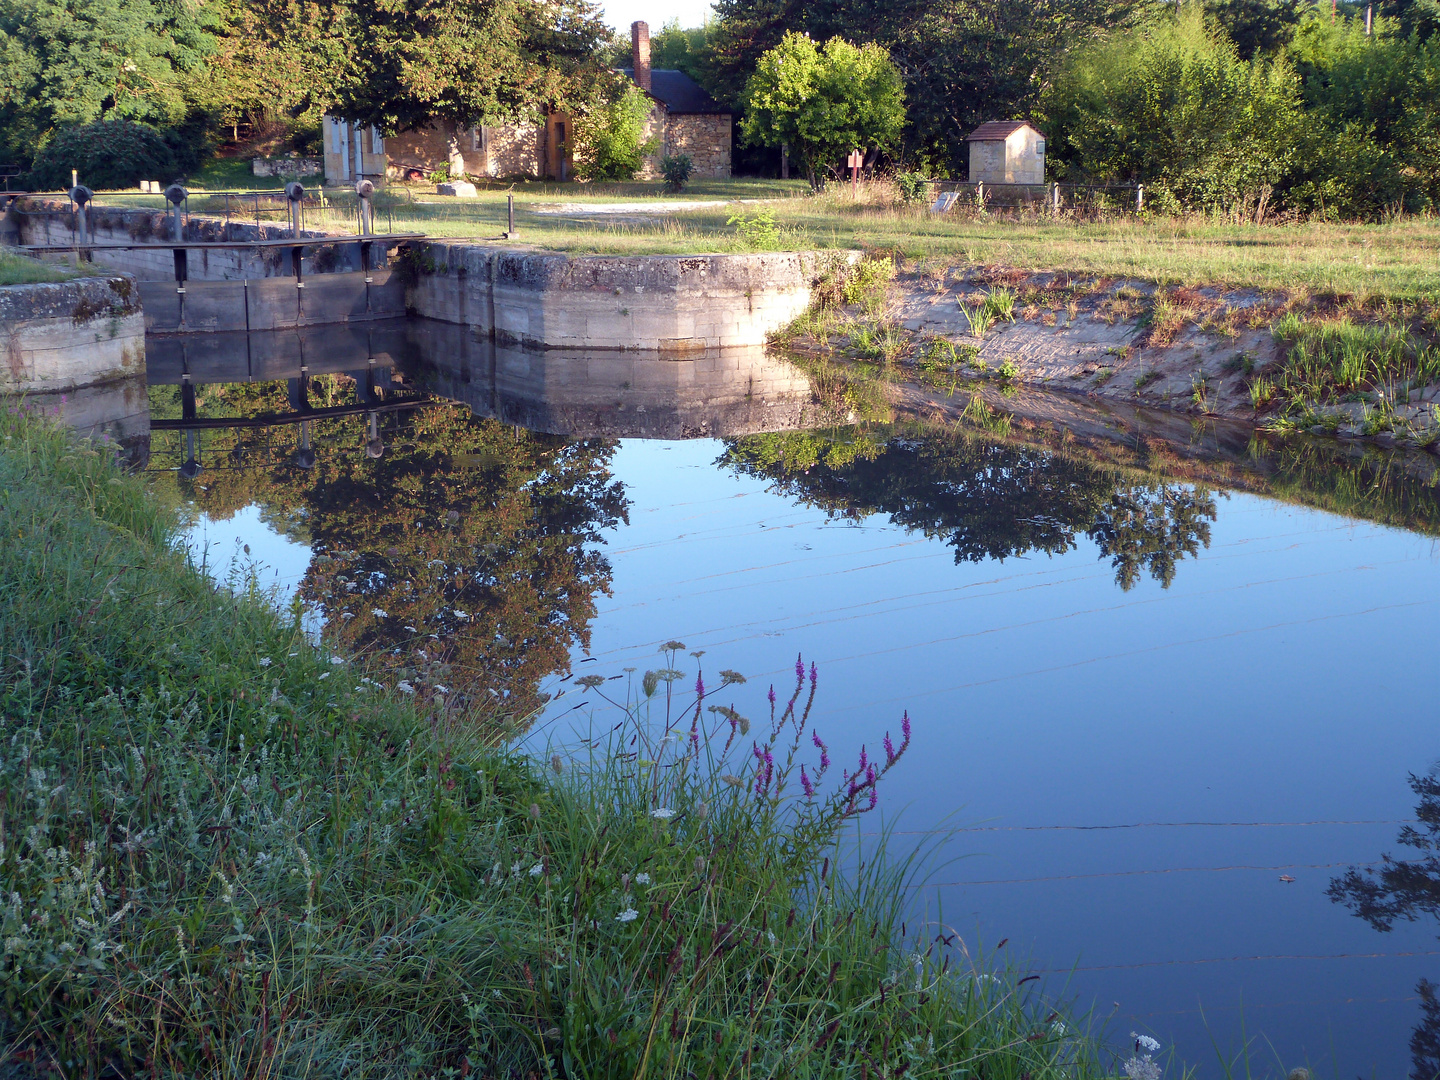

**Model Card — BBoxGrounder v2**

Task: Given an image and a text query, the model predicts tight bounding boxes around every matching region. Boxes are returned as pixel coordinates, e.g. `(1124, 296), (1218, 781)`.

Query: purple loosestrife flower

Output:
(768, 685), (776, 705)
(795, 655), (805, 683)
(696, 673), (705, 698)
(857, 745), (868, 774)
(884, 732), (896, 767)
(812, 731), (831, 774)
(801, 766), (815, 798)
(809, 661), (817, 685)
(866, 789), (878, 811)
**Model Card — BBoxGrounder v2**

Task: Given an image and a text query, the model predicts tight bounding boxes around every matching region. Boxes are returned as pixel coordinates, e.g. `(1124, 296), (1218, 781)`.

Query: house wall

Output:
(1006, 127), (1045, 185)
(322, 118), (388, 186)
(665, 114), (732, 179)
(637, 103), (668, 180)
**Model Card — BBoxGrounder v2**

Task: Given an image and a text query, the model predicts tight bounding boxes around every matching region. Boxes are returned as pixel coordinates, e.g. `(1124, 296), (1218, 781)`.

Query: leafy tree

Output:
(1283, 8), (1440, 216)
(27, 118), (177, 189)
(1208, 0), (1304, 58)
(0, 0), (216, 176)
(1043, 7), (1303, 216)
(327, 0), (609, 177)
(572, 73), (657, 180)
(740, 32), (905, 188)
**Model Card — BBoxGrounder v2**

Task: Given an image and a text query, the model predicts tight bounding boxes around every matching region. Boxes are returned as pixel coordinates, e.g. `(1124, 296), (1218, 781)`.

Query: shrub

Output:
(895, 170), (930, 202)
(574, 80), (658, 181)
(27, 120), (179, 191)
(660, 153), (693, 192)
(727, 207), (780, 249)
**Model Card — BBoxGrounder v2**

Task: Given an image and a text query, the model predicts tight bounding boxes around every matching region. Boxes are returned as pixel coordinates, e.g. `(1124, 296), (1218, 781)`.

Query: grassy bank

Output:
(88, 177), (1439, 301)
(0, 251), (84, 286)
(0, 409), (1117, 1078)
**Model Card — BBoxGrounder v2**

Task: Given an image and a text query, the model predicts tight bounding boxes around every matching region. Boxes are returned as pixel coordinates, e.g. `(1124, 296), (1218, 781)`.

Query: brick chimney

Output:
(631, 20), (651, 92)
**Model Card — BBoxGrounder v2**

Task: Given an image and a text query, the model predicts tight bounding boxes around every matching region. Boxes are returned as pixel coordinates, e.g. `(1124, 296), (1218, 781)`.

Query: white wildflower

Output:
(650, 808), (675, 820)
(371, 608), (388, 618)
(397, 681), (415, 694)
(432, 684), (450, 694)
(634, 873), (650, 886)
(341, 612), (354, 620)
(404, 626), (418, 632)
(1123, 1056), (1161, 1080)
(615, 908), (639, 923)
(453, 608), (469, 619)
(318, 672), (331, 681)
(529, 862), (544, 878)
(1133, 1034), (1160, 1053)
(329, 656), (344, 665)
(258, 658), (272, 668)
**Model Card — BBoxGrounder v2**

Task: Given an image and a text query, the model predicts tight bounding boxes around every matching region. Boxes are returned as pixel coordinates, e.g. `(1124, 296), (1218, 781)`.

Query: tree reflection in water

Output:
(1330, 770), (1440, 1080)
(153, 377), (629, 718)
(721, 427), (1218, 590)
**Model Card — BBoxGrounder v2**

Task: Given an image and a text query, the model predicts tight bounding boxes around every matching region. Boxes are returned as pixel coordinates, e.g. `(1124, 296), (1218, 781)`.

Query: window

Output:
(1036, 139), (1046, 157)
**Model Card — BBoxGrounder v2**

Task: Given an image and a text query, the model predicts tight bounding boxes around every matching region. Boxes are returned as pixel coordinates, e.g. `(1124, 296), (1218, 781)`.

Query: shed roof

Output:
(620, 69), (728, 115)
(965, 121), (1044, 142)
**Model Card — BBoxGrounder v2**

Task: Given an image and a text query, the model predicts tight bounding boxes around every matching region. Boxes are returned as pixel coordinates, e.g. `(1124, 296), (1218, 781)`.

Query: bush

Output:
(660, 153), (693, 192)
(727, 207), (780, 248)
(895, 170), (930, 202)
(574, 79), (658, 181)
(27, 120), (180, 191)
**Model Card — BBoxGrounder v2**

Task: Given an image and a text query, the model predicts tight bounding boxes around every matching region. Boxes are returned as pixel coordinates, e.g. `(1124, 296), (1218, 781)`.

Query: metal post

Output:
(507, 193), (515, 238)
(164, 185), (188, 325)
(286, 182), (305, 314)
(1136, 184), (1144, 212)
(356, 178), (374, 282)
(1051, 182), (1060, 216)
(68, 186), (93, 262)
(976, 182), (984, 209)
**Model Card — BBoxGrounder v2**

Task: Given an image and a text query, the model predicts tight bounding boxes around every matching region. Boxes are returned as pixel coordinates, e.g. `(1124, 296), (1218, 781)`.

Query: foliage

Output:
(1207, 0), (1304, 59)
(723, 424), (1217, 590)
(660, 152), (694, 192)
(1044, 7), (1302, 216)
(728, 206), (780, 247)
(1282, 9), (1440, 217)
(741, 32), (906, 188)
(326, 0), (608, 142)
(894, 170), (929, 202)
(0, 0), (217, 176)
(0, 409), (1109, 1079)
(574, 76), (658, 181)
(26, 119), (179, 189)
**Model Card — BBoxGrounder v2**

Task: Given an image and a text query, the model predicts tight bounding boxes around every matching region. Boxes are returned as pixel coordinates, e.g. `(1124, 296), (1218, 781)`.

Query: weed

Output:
(1191, 370), (1211, 411)
(996, 358), (1021, 383)
(727, 208), (780, 249)
(1248, 375), (1276, 410)
(1135, 369), (1162, 391)
(960, 301), (995, 340)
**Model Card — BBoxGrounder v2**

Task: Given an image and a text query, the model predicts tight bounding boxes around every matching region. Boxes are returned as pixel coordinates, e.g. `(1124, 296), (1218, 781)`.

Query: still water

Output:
(144, 323), (1440, 1077)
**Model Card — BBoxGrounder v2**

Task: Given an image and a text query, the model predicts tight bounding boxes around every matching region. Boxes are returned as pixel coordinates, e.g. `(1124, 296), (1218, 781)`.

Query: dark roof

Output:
(619, 69), (728, 115)
(965, 120), (1044, 142)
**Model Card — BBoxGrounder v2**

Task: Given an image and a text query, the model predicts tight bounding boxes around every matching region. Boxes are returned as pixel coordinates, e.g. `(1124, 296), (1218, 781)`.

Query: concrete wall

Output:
(405, 243), (855, 352)
(1, 273), (145, 395)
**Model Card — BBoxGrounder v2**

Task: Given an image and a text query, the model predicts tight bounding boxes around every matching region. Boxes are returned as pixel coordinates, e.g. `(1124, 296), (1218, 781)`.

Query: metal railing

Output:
(930, 180), (1148, 215)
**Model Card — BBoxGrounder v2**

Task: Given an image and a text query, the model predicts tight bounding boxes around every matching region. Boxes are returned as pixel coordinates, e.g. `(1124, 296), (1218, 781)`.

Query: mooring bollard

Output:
(1136, 184), (1145, 212)
(1051, 181), (1061, 216)
(507, 193), (515, 238)
(356, 178), (375, 277)
(67, 186), (93, 261)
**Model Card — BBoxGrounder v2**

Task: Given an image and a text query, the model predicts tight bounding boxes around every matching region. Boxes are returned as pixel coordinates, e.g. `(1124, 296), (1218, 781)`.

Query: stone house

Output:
(965, 121), (1046, 185)
(321, 20), (731, 185)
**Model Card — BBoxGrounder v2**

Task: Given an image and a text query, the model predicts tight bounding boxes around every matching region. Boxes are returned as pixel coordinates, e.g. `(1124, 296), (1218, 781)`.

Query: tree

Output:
(0, 0), (216, 176)
(571, 73), (657, 180)
(1208, 0), (1303, 59)
(1043, 7), (1303, 216)
(740, 32), (905, 188)
(327, 0), (609, 177)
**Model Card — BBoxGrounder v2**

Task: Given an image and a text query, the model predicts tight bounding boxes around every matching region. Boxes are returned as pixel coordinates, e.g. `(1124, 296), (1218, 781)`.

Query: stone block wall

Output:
(253, 157), (323, 178)
(665, 114), (732, 179)
(382, 123), (544, 181)
(1, 274), (145, 394)
(405, 242), (856, 352)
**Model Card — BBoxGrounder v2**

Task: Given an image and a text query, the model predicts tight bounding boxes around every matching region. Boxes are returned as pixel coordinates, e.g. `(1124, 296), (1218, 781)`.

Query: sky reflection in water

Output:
(160, 373), (1440, 1076)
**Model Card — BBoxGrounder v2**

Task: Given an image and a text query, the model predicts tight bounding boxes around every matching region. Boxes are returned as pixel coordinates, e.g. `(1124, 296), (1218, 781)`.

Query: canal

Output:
(150, 323), (1440, 1077)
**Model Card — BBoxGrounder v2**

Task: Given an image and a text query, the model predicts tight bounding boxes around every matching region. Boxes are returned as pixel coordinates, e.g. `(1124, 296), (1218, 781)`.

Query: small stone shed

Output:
(965, 121), (1046, 185)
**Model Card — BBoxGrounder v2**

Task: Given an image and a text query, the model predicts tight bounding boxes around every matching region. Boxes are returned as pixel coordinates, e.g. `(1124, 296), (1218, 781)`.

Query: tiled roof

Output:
(965, 121), (1044, 141)
(620, 69), (728, 115)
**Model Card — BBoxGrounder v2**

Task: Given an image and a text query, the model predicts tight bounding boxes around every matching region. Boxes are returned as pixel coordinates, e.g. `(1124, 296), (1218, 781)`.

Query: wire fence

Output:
(929, 180), (1147, 216)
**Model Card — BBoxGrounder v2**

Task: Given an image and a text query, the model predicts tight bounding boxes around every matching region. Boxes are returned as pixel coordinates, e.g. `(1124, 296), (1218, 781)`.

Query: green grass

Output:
(84, 173), (1440, 299)
(0, 408), (1114, 1079)
(0, 249), (82, 285)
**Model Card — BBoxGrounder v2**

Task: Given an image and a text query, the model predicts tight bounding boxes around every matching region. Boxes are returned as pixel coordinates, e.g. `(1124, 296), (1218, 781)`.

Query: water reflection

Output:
(721, 428), (1218, 590)
(1330, 770), (1440, 1080)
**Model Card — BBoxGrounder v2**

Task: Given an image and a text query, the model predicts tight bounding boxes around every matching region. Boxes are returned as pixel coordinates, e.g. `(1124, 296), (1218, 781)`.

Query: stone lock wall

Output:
(405, 243), (856, 352)
(1, 274), (145, 394)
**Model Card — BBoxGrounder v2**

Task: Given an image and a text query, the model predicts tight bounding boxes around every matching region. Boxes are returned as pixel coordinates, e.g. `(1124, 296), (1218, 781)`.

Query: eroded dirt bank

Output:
(786, 263), (1440, 453)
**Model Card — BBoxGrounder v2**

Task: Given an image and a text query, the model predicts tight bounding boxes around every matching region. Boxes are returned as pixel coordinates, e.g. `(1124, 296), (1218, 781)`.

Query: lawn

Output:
(83, 171), (1440, 300)
(0, 249), (83, 285)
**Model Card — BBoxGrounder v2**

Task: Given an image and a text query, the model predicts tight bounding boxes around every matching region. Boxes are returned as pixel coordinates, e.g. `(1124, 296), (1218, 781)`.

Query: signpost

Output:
(848, 149), (863, 197)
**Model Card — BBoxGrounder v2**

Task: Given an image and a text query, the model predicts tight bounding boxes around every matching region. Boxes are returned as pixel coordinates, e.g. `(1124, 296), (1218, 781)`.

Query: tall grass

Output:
(0, 408), (1110, 1078)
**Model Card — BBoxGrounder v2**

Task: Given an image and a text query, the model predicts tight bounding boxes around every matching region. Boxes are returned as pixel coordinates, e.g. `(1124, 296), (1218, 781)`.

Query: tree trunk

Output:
(780, 143), (789, 180)
(443, 120), (466, 178)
